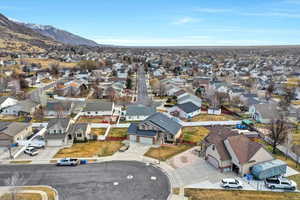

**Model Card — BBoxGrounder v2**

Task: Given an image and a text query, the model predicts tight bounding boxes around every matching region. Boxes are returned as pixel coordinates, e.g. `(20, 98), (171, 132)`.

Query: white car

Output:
(265, 177), (297, 190)
(29, 141), (45, 149)
(24, 147), (39, 156)
(220, 178), (243, 189)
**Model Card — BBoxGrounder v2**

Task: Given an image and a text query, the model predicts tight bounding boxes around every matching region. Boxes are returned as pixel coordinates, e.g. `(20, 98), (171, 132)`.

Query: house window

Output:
(53, 130), (56, 134)
(77, 133), (82, 138)
(95, 112), (98, 114)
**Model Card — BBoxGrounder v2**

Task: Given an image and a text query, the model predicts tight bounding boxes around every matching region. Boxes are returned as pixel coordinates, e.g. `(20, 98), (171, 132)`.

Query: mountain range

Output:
(0, 13), (100, 53)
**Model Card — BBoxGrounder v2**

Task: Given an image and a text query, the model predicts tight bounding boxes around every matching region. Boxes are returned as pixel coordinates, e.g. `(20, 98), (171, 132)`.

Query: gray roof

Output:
(83, 100), (113, 112)
(0, 122), (31, 137)
(47, 118), (71, 130)
(178, 94), (201, 104)
(46, 101), (72, 111)
(68, 123), (89, 135)
(126, 105), (156, 117)
(0, 96), (16, 105)
(176, 102), (200, 114)
(254, 103), (279, 120)
(128, 123), (157, 137)
(18, 100), (38, 113)
(143, 112), (182, 135)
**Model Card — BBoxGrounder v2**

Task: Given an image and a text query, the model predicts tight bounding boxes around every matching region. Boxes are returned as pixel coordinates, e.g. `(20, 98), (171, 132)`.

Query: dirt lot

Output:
(54, 141), (122, 158)
(144, 145), (192, 161)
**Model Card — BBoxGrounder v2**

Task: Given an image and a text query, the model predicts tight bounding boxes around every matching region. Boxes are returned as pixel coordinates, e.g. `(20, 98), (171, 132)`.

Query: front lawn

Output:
(182, 126), (210, 143)
(23, 187), (57, 200)
(184, 188), (300, 200)
(54, 141), (122, 158)
(188, 114), (237, 122)
(77, 117), (105, 123)
(1, 193), (42, 200)
(108, 128), (128, 137)
(144, 145), (192, 161)
(90, 128), (106, 136)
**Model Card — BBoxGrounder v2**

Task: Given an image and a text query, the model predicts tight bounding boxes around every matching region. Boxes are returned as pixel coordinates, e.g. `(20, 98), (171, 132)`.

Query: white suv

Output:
(24, 147), (39, 156)
(220, 178), (243, 189)
(265, 177), (297, 190)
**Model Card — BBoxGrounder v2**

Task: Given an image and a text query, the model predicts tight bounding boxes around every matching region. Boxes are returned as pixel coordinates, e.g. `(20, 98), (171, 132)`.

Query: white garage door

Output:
(129, 135), (137, 142)
(207, 155), (219, 168)
(140, 137), (153, 145)
(47, 139), (63, 147)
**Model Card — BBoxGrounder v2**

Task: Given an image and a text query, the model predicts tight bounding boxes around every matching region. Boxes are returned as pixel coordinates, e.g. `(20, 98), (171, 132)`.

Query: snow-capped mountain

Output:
(20, 22), (99, 47)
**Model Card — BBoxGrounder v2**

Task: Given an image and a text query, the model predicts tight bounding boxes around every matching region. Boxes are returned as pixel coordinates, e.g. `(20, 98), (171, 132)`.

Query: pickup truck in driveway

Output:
(56, 158), (80, 166)
(265, 177), (297, 190)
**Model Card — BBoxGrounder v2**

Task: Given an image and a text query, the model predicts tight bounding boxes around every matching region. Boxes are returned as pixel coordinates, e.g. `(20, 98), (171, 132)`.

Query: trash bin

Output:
(80, 160), (87, 164)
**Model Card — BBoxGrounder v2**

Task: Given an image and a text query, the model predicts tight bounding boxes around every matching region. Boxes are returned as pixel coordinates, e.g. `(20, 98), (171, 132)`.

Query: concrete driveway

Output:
(17, 147), (61, 161)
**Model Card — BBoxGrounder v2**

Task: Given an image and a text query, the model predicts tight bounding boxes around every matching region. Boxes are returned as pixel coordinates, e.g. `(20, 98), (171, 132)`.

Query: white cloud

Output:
(172, 17), (200, 25)
(194, 8), (232, 13)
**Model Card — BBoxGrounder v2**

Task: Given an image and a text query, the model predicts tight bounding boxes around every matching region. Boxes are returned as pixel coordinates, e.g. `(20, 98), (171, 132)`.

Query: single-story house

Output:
(45, 118), (72, 146)
(169, 102), (200, 119)
(203, 126), (273, 176)
(0, 122), (32, 146)
(44, 101), (74, 117)
(81, 100), (114, 116)
(1, 100), (38, 116)
(177, 94), (202, 108)
(125, 104), (156, 121)
(128, 112), (182, 145)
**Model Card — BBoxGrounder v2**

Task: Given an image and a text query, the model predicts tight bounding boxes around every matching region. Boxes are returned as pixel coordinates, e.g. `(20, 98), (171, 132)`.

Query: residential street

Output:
(136, 64), (152, 106)
(0, 161), (170, 200)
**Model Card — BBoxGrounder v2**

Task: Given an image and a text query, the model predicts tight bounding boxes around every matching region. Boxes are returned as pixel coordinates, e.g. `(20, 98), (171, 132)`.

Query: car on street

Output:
(265, 177), (297, 190)
(24, 147), (39, 156)
(220, 178), (243, 189)
(56, 158), (80, 166)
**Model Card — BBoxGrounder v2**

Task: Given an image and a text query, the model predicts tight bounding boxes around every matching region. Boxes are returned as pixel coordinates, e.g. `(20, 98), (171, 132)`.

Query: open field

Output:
(182, 126), (210, 143)
(108, 128), (128, 137)
(184, 188), (300, 200)
(17, 58), (77, 69)
(144, 145), (192, 161)
(54, 141), (122, 158)
(188, 114), (237, 122)
(90, 128), (106, 136)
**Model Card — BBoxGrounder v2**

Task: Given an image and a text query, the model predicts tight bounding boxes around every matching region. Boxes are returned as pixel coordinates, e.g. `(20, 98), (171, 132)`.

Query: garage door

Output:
(129, 135), (137, 142)
(207, 155), (219, 168)
(140, 137), (153, 145)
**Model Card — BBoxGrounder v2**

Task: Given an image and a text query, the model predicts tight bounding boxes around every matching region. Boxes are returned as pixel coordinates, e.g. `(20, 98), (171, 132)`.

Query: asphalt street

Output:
(136, 65), (152, 106)
(0, 161), (170, 200)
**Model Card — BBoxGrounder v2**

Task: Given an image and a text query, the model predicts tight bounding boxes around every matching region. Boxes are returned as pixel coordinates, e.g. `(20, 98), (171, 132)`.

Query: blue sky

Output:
(1, 0), (300, 46)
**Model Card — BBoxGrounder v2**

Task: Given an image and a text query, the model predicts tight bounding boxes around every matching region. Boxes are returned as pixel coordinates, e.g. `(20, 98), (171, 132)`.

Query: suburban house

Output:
(125, 105), (156, 121)
(128, 112), (182, 145)
(44, 101), (74, 117)
(68, 123), (91, 141)
(0, 96), (18, 110)
(45, 118), (73, 146)
(169, 102), (200, 119)
(202, 126), (273, 176)
(0, 122), (32, 146)
(249, 103), (278, 123)
(81, 100), (114, 117)
(177, 94), (202, 108)
(1, 100), (38, 116)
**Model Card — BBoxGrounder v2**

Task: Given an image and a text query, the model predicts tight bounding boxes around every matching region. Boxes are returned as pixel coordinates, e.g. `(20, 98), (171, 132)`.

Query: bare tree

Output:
(4, 172), (28, 200)
(269, 118), (290, 154)
(265, 82), (274, 101)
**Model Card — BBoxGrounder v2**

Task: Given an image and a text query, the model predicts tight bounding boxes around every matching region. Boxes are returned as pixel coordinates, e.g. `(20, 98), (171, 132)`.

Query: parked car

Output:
(29, 141), (45, 149)
(220, 178), (243, 189)
(24, 147), (39, 156)
(56, 158), (80, 166)
(265, 177), (297, 190)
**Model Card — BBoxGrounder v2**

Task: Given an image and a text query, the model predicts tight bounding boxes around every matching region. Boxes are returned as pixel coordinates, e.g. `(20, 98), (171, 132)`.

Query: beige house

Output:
(0, 122), (32, 146)
(203, 126), (273, 176)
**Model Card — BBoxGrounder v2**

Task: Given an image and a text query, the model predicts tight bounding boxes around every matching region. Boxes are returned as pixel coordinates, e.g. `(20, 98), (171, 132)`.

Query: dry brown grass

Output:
(144, 145), (192, 161)
(292, 100), (300, 105)
(184, 188), (300, 200)
(182, 126), (210, 143)
(108, 128), (128, 137)
(189, 114), (237, 122)
(10, 160), (32, 164)
(23, 187), (57, 200)
(172, 188), (180, 195)
(0, 193), (42, 200)
(54, 141), (122, 158)
(17, 58), (77, 69)
(91, 128), (106, 136)
(77, 117), (104, 123)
